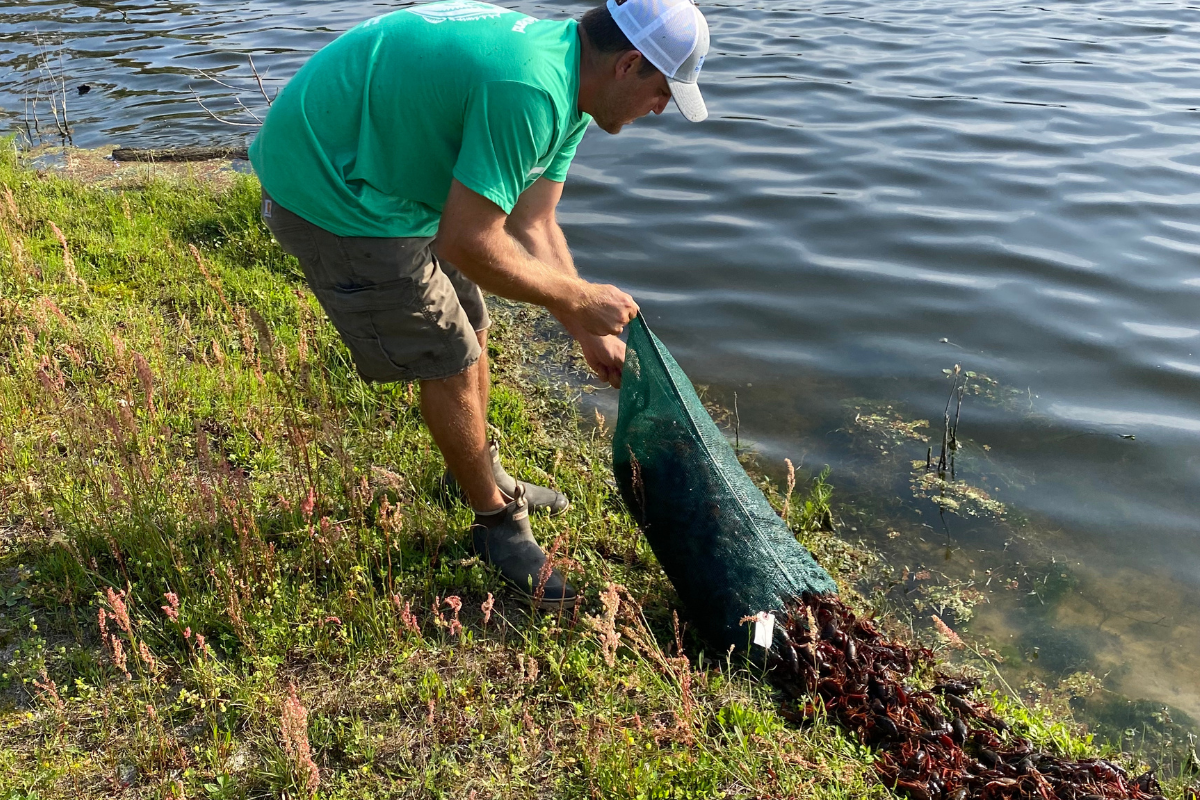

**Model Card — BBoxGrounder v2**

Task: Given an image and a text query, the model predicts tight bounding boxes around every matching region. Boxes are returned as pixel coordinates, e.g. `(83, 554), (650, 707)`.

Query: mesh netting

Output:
(612, 315), (837, 652)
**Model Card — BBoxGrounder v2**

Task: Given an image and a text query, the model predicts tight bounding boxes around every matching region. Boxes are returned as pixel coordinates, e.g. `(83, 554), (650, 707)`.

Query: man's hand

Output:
(552, 282), (639, 338)
(577, 332), (627, 388)
(507, 178), (639, 340)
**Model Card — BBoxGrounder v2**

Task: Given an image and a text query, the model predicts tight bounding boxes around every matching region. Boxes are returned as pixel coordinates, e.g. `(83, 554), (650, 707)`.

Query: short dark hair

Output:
(580, 4), (660, 77)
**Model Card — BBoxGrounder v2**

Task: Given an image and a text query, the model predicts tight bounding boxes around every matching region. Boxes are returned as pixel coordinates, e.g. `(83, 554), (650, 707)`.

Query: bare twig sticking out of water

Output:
(20, 33), (73, 147)
(191, 91), (261, 128)
(39, 35), (72, 145)
(936, 364), (966, 479)
(248, 56), (272, 108)
(191, 56), (276, 128)
(23, 94), (40, 146)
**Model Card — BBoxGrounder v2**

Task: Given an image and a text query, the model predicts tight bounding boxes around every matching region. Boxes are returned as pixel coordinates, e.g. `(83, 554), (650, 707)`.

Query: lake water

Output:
(3, 0), (1199, 742)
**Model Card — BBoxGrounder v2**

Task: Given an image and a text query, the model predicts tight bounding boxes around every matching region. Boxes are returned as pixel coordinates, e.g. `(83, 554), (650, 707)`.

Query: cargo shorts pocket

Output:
(318, 271), (480, 384)
(317, 278), (422, 382)
(260, 203), (482, 384)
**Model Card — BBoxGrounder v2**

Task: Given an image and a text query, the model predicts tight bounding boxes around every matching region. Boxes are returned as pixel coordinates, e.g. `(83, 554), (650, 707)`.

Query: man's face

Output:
(591, 51), (673, 134)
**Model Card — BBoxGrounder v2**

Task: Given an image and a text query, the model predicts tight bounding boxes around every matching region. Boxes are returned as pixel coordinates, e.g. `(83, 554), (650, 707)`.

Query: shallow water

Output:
(3, 0), (1199, 734)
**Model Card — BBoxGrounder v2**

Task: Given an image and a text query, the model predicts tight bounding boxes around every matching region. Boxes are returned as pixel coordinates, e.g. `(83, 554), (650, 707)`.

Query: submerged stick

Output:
(111, 146), (249, 162)
(938, 365), (961, 476)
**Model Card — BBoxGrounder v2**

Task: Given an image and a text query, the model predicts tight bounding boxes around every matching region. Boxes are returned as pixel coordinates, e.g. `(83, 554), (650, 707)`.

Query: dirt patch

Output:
(19, 145), (248, 190)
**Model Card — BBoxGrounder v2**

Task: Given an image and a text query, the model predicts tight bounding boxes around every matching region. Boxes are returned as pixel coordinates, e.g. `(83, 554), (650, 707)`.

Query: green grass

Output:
(0, 142), (1157, 799)
(0, 143), (891, 799)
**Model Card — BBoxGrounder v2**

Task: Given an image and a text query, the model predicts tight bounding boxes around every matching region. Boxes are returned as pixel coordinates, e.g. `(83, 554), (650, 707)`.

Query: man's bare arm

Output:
(436, 179), (636, 337)
(502, 177), (629, 388)
(506, 177), (576, 276)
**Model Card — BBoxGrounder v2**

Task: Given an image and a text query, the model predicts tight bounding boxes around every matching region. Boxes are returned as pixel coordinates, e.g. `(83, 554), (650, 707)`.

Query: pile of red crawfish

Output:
(768, 593), (1188, 800)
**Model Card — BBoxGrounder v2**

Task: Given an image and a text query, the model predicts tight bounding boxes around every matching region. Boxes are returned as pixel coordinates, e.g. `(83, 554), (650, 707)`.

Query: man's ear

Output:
(614, 49), (644, 80)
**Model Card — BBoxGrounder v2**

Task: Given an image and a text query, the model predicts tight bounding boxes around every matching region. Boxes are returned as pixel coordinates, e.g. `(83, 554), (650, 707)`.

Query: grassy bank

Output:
(0, 145), (1160, 799)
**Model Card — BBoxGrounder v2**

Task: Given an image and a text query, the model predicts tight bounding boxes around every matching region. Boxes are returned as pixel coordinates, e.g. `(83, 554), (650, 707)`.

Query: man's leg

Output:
(420, 358), (505, 513)
(465, 325), (569, 515)
(260, 205), (506, 513)
(475, 328), (490, 420)
(422, 334), (574, 607)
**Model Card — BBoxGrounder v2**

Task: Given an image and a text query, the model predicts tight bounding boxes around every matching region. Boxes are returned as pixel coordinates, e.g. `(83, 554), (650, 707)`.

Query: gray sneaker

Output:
(471, 486), (577, 610)
(444, 441), (570, 516)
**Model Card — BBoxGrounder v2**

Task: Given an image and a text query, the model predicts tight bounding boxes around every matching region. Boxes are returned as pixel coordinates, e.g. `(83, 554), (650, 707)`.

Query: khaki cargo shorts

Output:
(261, 191), (490, 383)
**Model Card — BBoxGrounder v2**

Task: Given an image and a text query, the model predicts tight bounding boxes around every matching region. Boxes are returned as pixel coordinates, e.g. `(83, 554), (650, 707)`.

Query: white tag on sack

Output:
(753, 612), (775, 648)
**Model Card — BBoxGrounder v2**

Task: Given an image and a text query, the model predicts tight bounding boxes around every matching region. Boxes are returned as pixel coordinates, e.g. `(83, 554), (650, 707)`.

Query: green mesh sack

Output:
(612, 315), (837, 652)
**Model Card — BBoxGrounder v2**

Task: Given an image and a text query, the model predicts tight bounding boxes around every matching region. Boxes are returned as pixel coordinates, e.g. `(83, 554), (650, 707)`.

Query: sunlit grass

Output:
(0, 142), (900, 799)
(3, 140), (1170, 799)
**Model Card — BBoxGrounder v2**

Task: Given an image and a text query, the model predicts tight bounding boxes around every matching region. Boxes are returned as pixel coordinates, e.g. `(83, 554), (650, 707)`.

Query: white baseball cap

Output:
(605, 0), (711, 122)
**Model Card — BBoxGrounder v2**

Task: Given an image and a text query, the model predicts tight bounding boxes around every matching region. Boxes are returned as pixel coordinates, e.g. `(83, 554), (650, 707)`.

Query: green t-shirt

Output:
(249, 1), (591, 238)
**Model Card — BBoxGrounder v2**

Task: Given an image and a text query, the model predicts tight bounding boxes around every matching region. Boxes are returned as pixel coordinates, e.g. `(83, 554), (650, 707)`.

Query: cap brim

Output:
(667, 79), (708, 123)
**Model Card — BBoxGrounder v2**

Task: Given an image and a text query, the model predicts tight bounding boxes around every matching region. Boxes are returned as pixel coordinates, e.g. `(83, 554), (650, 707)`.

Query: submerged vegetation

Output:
(0, 144), (1192, 799)
(847, 366), (1010, 521)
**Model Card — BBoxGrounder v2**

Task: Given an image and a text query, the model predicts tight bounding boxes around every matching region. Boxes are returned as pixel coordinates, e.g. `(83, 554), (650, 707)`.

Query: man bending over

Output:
(250, 0), (711, 608)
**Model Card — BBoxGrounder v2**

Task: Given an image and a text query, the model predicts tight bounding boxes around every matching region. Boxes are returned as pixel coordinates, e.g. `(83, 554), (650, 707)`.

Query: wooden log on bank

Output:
(111, 145), (249, 162)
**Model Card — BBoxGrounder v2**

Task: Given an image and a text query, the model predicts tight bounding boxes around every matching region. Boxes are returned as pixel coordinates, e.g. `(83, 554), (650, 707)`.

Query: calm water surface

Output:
(3, 0), (1199, 735)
